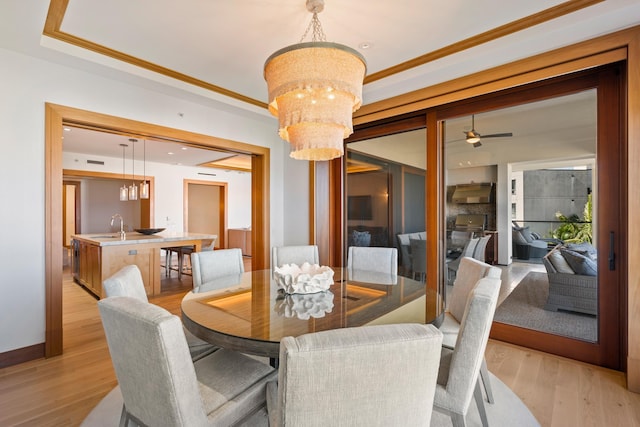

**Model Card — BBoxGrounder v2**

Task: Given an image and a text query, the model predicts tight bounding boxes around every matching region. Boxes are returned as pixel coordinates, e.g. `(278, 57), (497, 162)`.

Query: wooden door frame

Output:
(62, 180), (81, 246)
(316, 25), (640, 389)
(183, 179), (228, 248)
(44, 103), (270, 357)
(432, 64), (625, 370)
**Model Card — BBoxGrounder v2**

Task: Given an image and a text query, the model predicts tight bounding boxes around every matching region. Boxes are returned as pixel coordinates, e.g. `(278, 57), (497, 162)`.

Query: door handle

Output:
(609, 231), (615, 271)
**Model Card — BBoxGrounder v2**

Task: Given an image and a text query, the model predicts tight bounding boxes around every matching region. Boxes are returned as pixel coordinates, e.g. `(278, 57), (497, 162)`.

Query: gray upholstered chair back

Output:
(98, 296), (208, 426)
(103, 265), (217, 361)
(410, 238), (427, 281)
(347, 246), (398, 276)
(267, 323), (443, 426)
(272, 245), (319, 268)
(191, 248), (244, 289)
(102, 264), (148, 302)
(448, 257), (501, 323)
(473, 235), (492, 263)
(435, 277), (500, 418)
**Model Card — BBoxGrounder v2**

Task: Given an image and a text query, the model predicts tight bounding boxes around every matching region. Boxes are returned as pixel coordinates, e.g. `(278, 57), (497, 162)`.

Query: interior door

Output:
(184, 180), (227, 248)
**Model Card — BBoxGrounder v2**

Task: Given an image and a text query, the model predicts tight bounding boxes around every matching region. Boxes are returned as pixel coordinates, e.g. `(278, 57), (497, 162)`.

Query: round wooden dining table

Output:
(181, 268), (436, 360)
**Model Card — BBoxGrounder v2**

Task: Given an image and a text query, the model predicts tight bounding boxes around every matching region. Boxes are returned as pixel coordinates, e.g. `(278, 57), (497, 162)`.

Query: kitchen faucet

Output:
(110, 214), (126, 239)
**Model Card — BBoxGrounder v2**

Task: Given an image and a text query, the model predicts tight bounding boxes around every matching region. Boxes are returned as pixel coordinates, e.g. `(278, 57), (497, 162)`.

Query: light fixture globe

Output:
(264, 1), (366, 161)
(465, 130), (481, 144)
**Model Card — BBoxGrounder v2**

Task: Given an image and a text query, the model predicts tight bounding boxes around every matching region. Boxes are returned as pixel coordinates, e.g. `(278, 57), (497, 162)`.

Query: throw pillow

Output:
(560, 249), (598, 276)
(547, 249), (575, 273)
(567, 242), (597, 260)
(512, 230), (529, 245)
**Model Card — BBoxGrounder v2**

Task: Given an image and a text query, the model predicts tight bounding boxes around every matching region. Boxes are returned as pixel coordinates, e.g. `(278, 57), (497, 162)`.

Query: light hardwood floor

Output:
(0, 267), (638, 426)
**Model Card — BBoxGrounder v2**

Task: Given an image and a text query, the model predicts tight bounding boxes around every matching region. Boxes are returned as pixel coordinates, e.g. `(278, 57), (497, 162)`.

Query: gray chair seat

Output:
(99, 296), (277, 426)
(102, 264), (217, 361)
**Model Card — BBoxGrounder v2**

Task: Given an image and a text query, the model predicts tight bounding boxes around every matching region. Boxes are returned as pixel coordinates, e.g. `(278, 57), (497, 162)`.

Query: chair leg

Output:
(474, 379), (489, 427)
(480, 357), (495, 403)
(450, 412), (467, 427)
(119, 404), (129, 427)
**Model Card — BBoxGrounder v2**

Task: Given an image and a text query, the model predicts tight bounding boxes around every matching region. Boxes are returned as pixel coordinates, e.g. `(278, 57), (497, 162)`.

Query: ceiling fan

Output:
(464, 114), (513, 148)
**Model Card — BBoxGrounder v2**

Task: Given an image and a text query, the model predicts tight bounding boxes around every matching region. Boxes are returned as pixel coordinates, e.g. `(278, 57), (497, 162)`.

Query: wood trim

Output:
(43, 1), (266, 110)
(0, 343), (45, 368)
(426, 111), (446, 322)
(45, 104), (63, 357)
(364, 0), (605, 84)
(45, 104), (270, 357)
(251, 153), (270, 270)
(44, 0), (603, 112)
(356, 21), (635, 124)
(626, 27), (640, 394)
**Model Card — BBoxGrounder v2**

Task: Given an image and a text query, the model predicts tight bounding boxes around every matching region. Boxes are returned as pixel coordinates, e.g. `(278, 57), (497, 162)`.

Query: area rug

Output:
(494, 271), (597, 342)
(82, 373), (540, 427)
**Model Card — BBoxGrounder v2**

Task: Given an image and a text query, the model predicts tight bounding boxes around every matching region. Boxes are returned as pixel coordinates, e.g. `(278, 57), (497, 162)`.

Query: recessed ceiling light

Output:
(359, 42), (373, 50)
(168, 152), (174, 155)
(63, 127), (71, 132)
(181, 147), (188, 150)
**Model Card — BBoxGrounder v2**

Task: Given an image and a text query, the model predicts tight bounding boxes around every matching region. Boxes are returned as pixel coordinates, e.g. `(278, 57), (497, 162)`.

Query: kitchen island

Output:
(71, 232), (217, 298)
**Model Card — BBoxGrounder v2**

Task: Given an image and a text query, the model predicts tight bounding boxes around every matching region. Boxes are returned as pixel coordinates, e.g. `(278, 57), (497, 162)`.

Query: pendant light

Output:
(119, 143), (129, 201)
(128, 138), (138, 200)
(139, 138), (149, 199)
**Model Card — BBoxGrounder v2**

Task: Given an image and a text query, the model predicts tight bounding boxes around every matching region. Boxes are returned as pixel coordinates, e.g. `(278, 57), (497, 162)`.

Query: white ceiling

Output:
(1, 1), (637, 163)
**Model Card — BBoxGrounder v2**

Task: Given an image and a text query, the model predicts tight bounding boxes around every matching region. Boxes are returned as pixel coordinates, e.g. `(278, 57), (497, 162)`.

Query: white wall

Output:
(0, 47), (306, 353)
(63, 152), (252, 232)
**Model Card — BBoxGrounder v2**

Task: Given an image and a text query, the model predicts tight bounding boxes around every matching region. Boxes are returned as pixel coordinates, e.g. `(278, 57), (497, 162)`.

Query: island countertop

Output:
(71, 232), (217, 247)
(70, 232), (218, 298)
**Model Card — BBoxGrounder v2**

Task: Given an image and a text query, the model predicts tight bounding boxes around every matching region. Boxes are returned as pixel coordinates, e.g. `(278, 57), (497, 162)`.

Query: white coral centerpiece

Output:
(274, 291), (335, 320)
(273, 262), (334, 294)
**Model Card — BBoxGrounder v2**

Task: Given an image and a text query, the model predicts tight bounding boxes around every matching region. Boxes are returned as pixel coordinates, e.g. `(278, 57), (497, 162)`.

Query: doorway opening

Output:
(45, 103), (270, 358)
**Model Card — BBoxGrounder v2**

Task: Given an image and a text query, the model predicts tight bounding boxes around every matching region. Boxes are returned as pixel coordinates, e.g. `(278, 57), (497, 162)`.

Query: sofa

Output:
(541, 243), (597, 315)
(512, 225), (562, 260)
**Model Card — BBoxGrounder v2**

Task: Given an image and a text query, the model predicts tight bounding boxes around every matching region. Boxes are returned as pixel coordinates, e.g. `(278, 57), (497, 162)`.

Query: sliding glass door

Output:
(436, 63), (624, 369)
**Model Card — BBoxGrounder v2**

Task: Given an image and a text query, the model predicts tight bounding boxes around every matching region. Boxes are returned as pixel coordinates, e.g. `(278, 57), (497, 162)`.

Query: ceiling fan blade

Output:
(480, 132), (513, 138)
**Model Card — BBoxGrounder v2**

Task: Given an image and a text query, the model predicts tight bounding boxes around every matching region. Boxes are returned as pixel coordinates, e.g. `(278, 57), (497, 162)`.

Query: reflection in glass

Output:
(274, 291), (335, 320)
(443, 89), (598, 343)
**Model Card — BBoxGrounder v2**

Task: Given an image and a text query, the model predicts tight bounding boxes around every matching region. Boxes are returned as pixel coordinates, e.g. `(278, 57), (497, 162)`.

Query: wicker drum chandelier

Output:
(264, 0), (366, 161)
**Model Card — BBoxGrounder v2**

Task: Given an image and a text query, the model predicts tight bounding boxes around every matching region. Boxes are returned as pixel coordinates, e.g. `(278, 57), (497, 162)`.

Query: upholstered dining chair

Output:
(440, 257), (502, 404)
(447, 237), (479, 284)
(347, 246), (398, 276)
(472, 235), (492, 263)
(434, 277), (500, 427)
(98, 296), (276, 427)
(191, 248), (244, 289)
(410, 238), (427, 282)
(266, 323), (443, 426)
(271, 245), (320, 269)
(175, 237), (218, 278)
(102, 264), (217, 361)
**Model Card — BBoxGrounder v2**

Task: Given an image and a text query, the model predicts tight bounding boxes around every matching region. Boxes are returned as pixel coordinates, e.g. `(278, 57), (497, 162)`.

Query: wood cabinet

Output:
(228, 228), (251, 256)
(71, 233), (216, 298)
(75, 240), (102, 296)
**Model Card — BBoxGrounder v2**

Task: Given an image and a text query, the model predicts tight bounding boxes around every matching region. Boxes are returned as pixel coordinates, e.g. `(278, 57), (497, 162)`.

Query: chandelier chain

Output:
(299, 12), (326, 43)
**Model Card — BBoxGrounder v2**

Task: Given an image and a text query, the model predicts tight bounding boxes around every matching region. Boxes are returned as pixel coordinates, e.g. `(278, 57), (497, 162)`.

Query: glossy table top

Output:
(181, 268), (432, 358)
